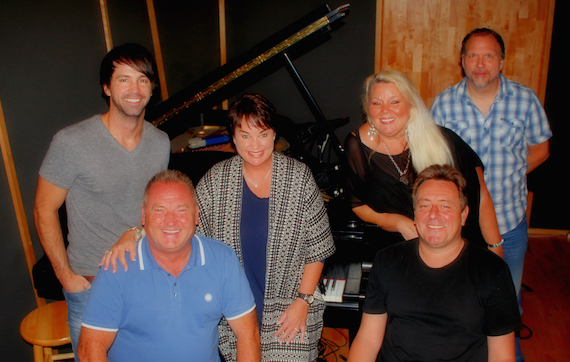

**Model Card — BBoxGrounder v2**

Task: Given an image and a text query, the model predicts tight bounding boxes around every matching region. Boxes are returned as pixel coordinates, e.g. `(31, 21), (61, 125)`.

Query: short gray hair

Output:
(142, 170), (196, 207)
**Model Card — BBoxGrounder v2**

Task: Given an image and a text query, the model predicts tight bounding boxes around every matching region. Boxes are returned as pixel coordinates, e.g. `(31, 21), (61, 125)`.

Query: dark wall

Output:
(530, 0), (570, 229)
(0, 1), (105, 360)
(0, 0), (566, 360)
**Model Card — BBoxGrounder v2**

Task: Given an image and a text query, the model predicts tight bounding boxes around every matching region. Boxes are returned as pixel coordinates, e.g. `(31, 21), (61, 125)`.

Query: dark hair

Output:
(412, 164), (468, 210)
(100, 43), (158, 104)
(461, 28), (505, 59)
(227, 93), (277, 140)
(143, 170), (196, 207)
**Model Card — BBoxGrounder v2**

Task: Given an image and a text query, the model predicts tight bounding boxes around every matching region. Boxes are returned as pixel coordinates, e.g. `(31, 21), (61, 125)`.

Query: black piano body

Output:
(322, 197), (405, 342)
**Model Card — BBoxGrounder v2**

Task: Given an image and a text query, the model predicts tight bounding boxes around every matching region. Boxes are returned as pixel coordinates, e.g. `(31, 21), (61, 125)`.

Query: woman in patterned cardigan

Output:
(197, 94), (335, 361)
(102, 94), (335, 361)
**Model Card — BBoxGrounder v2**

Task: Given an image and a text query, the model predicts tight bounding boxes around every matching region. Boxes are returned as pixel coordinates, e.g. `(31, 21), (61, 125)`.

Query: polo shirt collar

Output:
(137, 234), (206, 271)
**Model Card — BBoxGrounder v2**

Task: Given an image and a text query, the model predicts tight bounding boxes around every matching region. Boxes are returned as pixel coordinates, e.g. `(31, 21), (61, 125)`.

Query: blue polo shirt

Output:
(82, 234), (255, 362)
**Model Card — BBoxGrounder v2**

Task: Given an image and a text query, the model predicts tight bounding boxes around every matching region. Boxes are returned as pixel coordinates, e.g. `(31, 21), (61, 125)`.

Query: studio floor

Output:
(520, 233), (570, 361)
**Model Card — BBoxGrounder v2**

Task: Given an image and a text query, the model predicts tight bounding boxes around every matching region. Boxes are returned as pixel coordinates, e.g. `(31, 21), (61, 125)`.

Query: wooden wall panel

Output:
(375, 0), (556, 106)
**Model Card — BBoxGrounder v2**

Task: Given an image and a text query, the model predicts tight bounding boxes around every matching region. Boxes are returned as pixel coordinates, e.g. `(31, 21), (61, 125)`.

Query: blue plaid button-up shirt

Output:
(431, 74), (552, 234)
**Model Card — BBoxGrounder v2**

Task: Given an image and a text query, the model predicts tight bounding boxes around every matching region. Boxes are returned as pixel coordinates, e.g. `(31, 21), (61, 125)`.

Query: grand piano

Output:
(152, 4), (350, 195)
(148, 4), (348, 150)
(147, 2), (375, 342)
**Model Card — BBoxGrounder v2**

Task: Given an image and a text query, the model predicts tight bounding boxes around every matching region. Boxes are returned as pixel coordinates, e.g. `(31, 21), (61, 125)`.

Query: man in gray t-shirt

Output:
(34, 43), (170, 358)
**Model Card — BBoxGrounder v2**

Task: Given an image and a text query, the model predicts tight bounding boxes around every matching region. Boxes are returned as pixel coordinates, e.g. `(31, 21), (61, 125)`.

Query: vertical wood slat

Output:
(375, 0), (556, 107)
(146, 0), (169, 101)
(0, 99), (44, 308)
(218, 0), (228, 110)
(374, 0), (384, 74)
(99, 0), (113, 52)
(540, 0), (557, 101)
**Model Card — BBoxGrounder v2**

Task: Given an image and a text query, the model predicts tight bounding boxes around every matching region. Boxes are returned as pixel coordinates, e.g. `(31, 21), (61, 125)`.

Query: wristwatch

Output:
(128, 226), (145, 241)
(297, 293), (315, 305)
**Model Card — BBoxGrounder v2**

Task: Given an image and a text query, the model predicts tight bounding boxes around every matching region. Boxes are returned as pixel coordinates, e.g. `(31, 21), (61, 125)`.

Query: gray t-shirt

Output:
(39, 115), (170, 275)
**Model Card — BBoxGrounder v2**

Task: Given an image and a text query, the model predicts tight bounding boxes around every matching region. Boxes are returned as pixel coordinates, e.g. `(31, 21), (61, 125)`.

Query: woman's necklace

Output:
(243, 164), (271, 188)
(382, 141), (411, 185)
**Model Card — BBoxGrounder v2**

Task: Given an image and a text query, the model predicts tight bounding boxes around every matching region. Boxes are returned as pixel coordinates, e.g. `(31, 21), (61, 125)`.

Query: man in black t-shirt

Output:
(348, 165), (521, 362)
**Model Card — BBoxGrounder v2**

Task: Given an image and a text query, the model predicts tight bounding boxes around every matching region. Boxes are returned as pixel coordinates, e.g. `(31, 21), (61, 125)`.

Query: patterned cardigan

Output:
(196, 152), (335, 361)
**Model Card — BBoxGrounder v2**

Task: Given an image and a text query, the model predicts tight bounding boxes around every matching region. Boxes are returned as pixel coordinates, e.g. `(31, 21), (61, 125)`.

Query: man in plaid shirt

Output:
(430, 28), (552, 362)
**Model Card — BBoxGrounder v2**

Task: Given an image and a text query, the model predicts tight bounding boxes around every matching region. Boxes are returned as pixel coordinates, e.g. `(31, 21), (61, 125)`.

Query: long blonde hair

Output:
(362, 70), (453, 172)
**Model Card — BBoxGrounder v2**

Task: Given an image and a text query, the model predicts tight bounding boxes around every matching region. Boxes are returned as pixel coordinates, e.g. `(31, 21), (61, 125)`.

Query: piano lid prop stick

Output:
(218, 0), (229, 110)
(152, 4), (350, 128)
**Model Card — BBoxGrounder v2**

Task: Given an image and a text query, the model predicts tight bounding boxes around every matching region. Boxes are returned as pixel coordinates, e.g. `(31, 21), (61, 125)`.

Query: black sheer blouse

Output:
(345, 126), (486, 248)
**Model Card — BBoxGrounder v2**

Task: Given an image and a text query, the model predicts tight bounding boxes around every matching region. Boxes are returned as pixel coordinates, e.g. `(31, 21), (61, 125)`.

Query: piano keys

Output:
(323, 262), (364, 304)
(322, 260), (371, 344)
(323, 278), (345, 303)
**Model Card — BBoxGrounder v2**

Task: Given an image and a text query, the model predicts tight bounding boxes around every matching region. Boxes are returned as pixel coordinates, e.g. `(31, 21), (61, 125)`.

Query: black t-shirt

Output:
(363, 240), (522, 361)
(345, 126), (485, 248)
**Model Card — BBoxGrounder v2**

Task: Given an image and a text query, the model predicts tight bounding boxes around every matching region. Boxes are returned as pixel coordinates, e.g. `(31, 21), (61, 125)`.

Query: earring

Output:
(367, 122), (377, 140)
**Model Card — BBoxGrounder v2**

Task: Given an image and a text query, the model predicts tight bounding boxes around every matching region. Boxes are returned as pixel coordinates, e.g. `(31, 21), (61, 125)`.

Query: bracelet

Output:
(129, 226), (145, 241)
(488, 239), (504, 248)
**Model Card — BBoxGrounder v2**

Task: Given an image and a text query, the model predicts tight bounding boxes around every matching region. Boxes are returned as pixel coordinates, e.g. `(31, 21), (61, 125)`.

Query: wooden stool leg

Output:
(43, 346), (53, 362)
(33, 345), (44, 362)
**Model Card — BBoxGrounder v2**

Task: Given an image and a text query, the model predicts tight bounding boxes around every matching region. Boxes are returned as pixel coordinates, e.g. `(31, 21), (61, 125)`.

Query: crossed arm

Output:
(527, 141), (549, 174)
(352, 205), (418, 241)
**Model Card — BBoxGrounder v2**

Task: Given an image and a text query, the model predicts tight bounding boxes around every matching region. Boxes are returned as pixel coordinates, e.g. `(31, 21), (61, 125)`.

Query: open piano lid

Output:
(146, 4), (350, 140)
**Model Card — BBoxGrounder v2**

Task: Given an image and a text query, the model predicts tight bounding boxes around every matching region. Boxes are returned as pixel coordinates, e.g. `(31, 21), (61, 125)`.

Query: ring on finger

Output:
(294, 328), (300, 332)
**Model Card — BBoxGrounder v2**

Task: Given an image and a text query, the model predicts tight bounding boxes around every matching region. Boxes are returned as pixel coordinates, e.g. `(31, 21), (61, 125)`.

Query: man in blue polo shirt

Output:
(78, 170), (260, 361)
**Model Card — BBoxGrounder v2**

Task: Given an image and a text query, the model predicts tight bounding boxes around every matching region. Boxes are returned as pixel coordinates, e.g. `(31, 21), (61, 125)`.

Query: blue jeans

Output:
(501, 216), (528, 362)
(63, 286), (91, 361)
